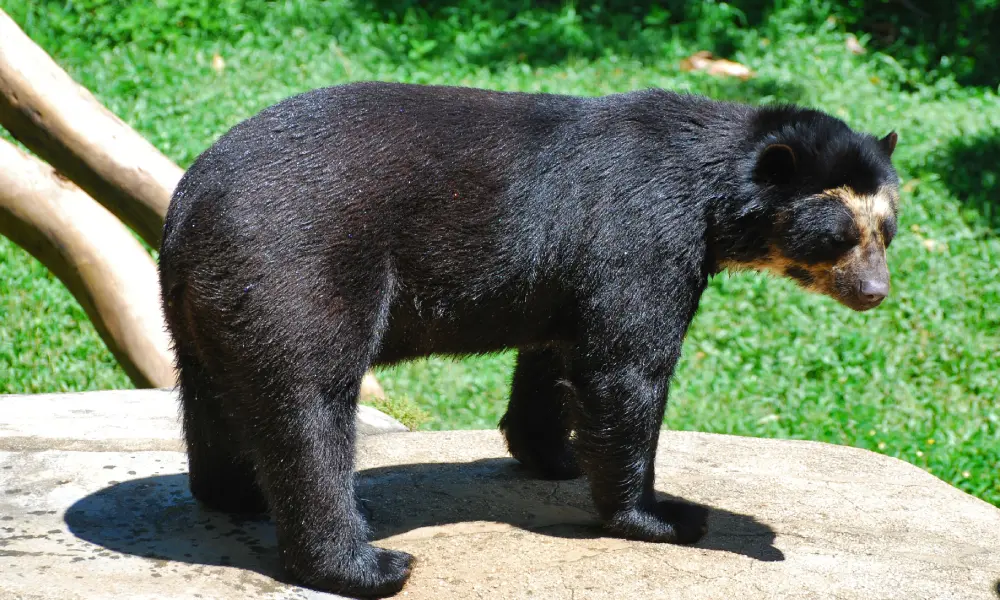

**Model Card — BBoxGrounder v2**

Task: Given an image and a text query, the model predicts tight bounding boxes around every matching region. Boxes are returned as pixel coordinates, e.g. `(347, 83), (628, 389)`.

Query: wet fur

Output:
(158, 82), (899, 597)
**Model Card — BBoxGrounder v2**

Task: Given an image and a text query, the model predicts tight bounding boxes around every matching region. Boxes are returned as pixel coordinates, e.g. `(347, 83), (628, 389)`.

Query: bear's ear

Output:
(880, 131), (898, 157)
(753, 143), (797, 186)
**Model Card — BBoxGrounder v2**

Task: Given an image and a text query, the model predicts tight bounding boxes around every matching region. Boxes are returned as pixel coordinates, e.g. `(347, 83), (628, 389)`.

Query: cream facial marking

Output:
(719, 183), (897, 307)
(825, 186), (895, 247)
(721, 247), (837, 297)
(719, 249), (791, 277)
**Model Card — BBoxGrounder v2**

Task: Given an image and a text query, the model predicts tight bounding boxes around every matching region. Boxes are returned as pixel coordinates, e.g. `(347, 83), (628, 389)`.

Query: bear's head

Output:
(721, 108), (899, 312)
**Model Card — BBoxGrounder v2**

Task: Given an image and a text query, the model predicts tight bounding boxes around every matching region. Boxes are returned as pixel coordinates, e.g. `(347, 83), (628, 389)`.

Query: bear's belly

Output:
(373, 292), (574, 365)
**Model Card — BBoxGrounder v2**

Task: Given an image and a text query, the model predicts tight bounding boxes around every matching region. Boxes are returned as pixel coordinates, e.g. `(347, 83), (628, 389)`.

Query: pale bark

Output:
(0, 8), (385, 398)
(0, 138), (386, 397)
(0, 9), (181, 249)
(0, 138), (176, 388)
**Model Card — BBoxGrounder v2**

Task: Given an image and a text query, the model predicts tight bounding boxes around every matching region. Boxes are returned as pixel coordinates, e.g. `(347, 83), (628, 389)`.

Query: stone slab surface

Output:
(0, 389), (406, 452)
(2, 392), (999, 599)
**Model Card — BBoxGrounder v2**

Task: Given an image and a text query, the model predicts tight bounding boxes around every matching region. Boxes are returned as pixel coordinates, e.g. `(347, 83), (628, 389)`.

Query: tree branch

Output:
(0, 9), (181, 248)
(0, 138), (175, 388)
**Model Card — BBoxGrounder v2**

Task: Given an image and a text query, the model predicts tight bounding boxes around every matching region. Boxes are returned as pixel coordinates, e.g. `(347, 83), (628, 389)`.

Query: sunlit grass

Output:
(1, 0), (996, 506)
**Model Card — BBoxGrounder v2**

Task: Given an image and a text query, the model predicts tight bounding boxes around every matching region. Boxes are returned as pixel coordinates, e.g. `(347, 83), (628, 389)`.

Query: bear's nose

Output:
(859, 279), (889, 304)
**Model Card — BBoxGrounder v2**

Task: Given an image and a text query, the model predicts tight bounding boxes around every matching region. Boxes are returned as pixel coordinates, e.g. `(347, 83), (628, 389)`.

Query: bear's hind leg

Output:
(176, 348), (267, 514)
(500, 347), (581, 480)
(251, 372), (412, 597)
(231, 268), (412, 597)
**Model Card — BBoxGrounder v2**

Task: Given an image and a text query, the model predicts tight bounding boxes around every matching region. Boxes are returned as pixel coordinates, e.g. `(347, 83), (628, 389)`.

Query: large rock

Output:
(1, 390), (998, 599)
(0, 389), (406, 450)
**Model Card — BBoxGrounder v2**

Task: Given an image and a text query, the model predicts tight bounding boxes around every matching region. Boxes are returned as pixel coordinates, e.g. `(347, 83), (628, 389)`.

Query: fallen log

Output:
(0, 9), (181, 249)
(0, 137), (176, 388)
(0, 138), (386, 397)
(0, 9), (386, 398)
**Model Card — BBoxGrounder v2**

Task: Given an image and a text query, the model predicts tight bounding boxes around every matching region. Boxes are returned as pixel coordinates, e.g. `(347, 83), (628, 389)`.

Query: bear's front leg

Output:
(570, 328), (708, 544)
(500, 346), (581, 480)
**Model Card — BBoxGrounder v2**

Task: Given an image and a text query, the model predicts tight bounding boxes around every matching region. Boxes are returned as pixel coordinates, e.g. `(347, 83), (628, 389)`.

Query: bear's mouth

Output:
(830, 246), (891, 311)
(835, 290), (887, 312)
(718, 245), (891, 312)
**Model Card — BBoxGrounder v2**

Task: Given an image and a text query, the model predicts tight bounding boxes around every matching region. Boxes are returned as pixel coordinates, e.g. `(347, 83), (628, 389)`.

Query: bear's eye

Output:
(881, 218), (897, 248)
(779, 200), (861, 264)
(820, 229), (857, 254)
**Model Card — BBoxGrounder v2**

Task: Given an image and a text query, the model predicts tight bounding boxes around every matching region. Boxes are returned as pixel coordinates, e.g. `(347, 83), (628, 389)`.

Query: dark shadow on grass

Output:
(355, 0), (1000, 88)
(64, 458), (782, 583)
(20, 0), (1000, 88)
(349, 0), (808, 104)
(353, 0), (775, 67)
(841, 1), (1000, 88)
(702, 77), (806, 106)
(931, 132), (1000, 234)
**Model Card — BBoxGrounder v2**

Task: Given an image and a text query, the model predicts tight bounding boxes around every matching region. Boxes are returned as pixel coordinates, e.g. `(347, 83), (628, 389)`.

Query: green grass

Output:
(1, 1), (997, 507)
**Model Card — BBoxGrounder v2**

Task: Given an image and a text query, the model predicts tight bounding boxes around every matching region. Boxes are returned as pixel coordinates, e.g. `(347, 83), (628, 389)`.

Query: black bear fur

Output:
(158, 81), (899, 597)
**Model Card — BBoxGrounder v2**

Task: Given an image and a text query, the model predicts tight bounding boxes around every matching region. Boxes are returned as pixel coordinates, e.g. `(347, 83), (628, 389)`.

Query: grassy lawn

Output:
(1, 1), (997, 507)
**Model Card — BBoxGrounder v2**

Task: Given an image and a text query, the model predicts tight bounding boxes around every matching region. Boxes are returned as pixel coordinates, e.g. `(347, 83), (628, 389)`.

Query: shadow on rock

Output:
(356, 458), (785, 562)
(63, 474), (284, 581)
(65, 458), (782, 579)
